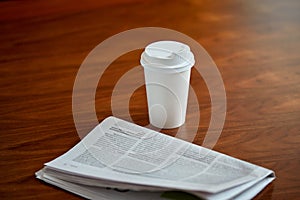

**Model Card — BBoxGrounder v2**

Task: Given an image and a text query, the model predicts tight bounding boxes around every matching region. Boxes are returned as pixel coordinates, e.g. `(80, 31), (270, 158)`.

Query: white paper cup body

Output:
(143, 68), (191, 128)
(140, 41), (194, 129)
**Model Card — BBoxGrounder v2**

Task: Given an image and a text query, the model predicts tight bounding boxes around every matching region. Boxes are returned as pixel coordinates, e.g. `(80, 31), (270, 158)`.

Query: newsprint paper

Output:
(36, 116), (275, 200)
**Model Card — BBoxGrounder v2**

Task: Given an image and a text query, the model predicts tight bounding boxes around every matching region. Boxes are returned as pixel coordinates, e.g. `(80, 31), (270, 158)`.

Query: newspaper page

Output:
(36, 169), (274, 200)
(43, 116), (274, 194)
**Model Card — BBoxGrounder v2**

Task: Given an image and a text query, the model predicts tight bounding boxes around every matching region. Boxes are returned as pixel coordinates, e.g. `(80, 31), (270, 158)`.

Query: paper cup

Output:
(140, 41), (195, 129)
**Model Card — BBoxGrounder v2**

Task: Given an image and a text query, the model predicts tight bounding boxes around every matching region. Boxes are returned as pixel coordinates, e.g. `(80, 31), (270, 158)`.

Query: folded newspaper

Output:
(36, 116), (275, 200)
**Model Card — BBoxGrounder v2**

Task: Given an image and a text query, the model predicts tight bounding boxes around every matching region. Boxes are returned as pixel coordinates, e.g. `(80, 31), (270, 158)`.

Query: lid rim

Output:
(142, 64), (193, 73)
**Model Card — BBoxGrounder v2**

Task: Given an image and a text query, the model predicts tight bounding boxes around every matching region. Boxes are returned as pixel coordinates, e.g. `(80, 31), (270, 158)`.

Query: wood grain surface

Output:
(1, 0), (300, 199)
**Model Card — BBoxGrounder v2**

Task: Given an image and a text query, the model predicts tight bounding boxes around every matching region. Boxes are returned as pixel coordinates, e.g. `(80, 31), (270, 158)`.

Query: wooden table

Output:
(1, 0), (299, 199)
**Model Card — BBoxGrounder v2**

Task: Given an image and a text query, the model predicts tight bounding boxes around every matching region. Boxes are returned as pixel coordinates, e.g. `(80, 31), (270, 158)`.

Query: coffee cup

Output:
(140, 41), (195, 129)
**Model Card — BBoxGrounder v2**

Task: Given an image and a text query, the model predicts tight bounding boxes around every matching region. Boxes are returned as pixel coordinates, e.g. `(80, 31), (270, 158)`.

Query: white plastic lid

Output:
(140, 41), (195, 73)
